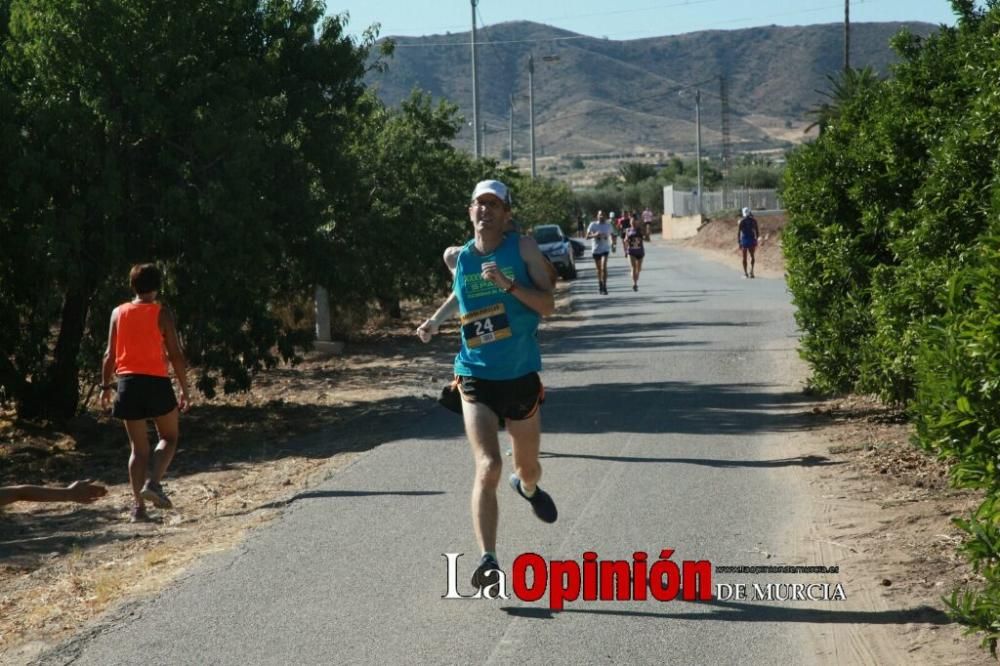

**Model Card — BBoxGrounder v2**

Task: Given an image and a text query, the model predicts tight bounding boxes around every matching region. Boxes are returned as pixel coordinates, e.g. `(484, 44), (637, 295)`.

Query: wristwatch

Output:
(504, 280), (517, 294)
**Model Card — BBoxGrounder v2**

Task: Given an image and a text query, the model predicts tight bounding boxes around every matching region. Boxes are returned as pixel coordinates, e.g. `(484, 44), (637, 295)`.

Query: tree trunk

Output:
(20, 281), (95, 421)
(378, 296), (402, 320)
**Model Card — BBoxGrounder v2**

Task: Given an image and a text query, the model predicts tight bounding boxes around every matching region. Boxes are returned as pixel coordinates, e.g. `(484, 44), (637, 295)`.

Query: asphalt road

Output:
(41, 242), (827, 666)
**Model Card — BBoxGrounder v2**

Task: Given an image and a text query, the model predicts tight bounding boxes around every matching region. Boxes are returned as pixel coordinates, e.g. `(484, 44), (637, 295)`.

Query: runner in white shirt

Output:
(586, 210), (615, 295)
(642, 207), (654, 240)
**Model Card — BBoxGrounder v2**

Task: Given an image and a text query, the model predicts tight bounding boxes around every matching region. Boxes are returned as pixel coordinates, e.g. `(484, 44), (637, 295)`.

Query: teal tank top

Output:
(453, 233), (541, 379)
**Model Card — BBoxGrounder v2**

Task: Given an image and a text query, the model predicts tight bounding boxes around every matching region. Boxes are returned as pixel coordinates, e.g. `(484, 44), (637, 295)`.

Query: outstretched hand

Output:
(416, 319), (440, 343)
(178, 388), (191, 413)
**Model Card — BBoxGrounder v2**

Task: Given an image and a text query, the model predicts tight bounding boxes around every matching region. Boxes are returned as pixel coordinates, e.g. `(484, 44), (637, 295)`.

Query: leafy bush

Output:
(780, 70), (883, 394)
(912, 203), (1000, 651)
(783, 2), (1000, 651)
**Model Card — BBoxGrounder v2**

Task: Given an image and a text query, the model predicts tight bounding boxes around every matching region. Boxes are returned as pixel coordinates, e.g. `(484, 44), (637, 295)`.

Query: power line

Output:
(475, 5), (522, 101)
(515, 79), (725, 127)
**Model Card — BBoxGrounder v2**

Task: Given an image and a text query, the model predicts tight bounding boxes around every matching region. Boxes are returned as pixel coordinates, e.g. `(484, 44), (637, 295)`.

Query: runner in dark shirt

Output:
(737, 207), (760, 278)
(624, 217), (646, 291)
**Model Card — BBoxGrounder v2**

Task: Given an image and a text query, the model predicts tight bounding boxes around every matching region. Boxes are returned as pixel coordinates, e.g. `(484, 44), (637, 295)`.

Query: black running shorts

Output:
(458, 372), (544, 421)
(112, 374), (178, 421)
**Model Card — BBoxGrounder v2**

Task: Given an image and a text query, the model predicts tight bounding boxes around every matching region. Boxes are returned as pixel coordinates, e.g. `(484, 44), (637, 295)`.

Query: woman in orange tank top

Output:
(101, 264), (191, 522)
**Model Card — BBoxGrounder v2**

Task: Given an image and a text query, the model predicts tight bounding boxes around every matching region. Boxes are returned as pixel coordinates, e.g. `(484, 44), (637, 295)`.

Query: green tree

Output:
(618, 161), (657, 185)
(0, 0), (375, 416)
(507, 175), (575, 235)
(804, 67), (882, 135)
(783, 3), (1000, 649)
(341, 91), (479, 317)
(781, 65), (892, 394)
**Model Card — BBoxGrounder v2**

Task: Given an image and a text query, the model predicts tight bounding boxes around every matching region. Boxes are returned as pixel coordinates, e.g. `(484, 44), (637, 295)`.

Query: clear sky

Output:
(328, 0), (964, 41)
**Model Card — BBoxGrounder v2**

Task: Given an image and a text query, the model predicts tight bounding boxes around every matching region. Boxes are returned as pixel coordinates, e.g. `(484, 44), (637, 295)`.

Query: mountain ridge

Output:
(366, 20), (939, 164)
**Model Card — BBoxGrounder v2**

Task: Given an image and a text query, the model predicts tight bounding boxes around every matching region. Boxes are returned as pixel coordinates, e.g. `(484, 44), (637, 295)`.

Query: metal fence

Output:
(663, 185), (782, 217)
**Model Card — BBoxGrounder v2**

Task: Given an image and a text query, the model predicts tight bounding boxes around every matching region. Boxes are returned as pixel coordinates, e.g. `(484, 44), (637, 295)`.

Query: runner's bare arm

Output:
(100, 309), (119, 409)
(159, 307), (191, 411)
(0, 481), (107, 507)
(506, 235), (555, 317)
(443, 245), (461, 275)
(417, 246), (462, 342)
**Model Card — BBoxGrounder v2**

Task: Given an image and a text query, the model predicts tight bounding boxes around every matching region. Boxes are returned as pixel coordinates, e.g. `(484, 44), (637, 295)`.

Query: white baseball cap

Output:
(742, 207), (752, 217)
(471, 179), (511, 206)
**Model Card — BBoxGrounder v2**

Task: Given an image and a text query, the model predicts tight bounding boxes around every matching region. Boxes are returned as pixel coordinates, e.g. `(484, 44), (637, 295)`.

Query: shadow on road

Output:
(252, 488), (445, 511)
(537, 452), (841, 468)
(536, 380), (817, 436)
(501, 599), (951, 625)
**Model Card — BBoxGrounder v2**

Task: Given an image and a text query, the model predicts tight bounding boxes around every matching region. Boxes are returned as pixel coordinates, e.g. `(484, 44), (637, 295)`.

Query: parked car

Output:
(568, 238), (585, 258)
(532, 225), (577, 279)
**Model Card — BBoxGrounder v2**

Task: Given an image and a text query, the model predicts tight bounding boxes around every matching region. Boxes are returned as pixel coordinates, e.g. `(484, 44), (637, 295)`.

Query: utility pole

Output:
(844, 0), (851, 71)
(471, 0), (480, 157)
(482, 122), (488, 158)
(695, 89), (703, 219)
(719, 75), (731, 206)
(528, 54), (535, 178)
(508, 95), (515, 165)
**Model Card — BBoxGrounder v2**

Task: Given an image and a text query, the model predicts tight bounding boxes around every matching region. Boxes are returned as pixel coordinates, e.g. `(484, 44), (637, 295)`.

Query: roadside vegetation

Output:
(570, 155), (783, 218)
(0, 0), (573, 423)
(780, 1), (1000, 653)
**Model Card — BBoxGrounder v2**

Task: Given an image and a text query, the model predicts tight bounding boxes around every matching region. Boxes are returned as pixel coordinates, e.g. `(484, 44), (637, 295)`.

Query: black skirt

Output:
(112, 374), (178, 420)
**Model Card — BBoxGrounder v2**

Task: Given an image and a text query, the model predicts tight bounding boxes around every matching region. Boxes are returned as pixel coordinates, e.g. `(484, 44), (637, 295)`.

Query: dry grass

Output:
(0, 289), (574, 662)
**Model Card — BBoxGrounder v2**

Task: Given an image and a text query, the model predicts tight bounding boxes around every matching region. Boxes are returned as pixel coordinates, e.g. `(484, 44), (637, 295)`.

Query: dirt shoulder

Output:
(672, 219), (990, 662)
(786, 397), (991, 665)
(1, 288), (582, 664)
(1, 262), (993, 664)
(0, 299), (479, 663)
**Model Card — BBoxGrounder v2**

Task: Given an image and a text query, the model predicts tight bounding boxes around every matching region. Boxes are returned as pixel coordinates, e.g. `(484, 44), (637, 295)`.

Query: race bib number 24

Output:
(461, 303), (512, 348)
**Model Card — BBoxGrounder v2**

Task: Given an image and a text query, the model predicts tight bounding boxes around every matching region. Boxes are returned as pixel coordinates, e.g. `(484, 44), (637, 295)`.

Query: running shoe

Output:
(471, 553), (503, 590)
(509, 474), (558, 523)
(140, 480), (173, 509)
(129, 505), (150, 523)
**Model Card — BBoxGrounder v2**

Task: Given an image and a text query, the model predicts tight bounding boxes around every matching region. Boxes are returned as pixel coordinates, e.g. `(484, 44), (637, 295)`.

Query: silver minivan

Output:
(532, 225), (577, 280)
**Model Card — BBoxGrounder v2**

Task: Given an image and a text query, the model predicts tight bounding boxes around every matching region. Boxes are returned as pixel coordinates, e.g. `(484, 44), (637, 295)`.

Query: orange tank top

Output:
(114, 302), (169, 377)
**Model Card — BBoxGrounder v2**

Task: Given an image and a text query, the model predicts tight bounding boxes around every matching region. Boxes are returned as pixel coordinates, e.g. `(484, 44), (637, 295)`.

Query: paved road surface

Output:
(42, 242), (829, 665)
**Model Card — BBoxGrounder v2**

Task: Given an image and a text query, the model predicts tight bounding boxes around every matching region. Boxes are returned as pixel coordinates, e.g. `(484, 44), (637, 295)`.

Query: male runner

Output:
(586, 211), (614, 295)
(737, 207), (760, 278)
(642, 207), (654, 240)
(418, 180), (558, 590)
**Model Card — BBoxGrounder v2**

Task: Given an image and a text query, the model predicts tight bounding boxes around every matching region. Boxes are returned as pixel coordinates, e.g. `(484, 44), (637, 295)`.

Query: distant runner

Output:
(586, 210), (614, 295)
(624, 217), (646, 291)
(738, 207), (760, 279)
(642, 207), (654, 240)
(617, 211), (632, 249)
